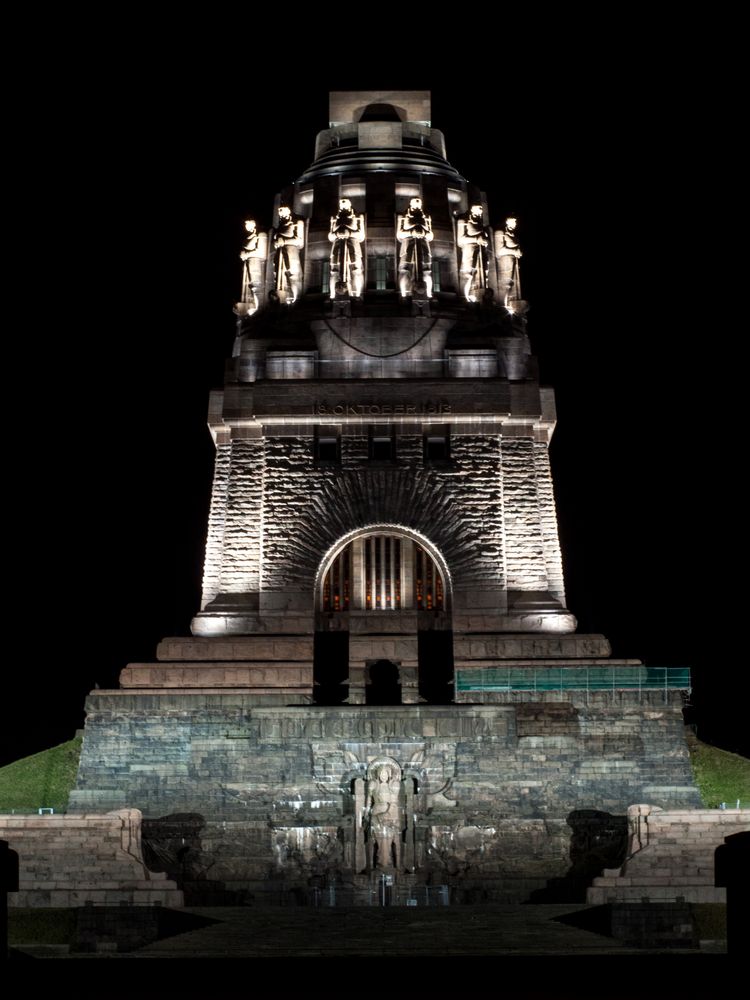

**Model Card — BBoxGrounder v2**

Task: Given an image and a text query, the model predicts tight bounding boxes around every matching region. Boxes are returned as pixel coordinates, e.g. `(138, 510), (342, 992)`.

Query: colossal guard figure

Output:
(397, 196), (433, 297)
(271, 206), (304, 303)
(328, 198), (365, 298)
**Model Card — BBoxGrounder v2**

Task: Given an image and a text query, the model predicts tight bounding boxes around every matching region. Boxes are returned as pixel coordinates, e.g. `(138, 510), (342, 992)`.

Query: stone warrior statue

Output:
(328, 198), (365, 298)
(238, 219), (268, 314)
(456, 204), (491, 302)
(271, 206), (304, 303)
(397, 197), (433, 298)
(363, 761), (405, 870)
(494, 216), (522, 309)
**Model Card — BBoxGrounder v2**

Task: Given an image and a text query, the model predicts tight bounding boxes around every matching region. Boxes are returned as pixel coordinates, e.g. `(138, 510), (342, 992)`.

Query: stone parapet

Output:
(69, 697), (700, 899)
(349, 636), (418, 661)
(157, 636), (314, 661)
(120, 663), (312, 690)
(452, 633), (612, 657)
(191, 613), (313, 635)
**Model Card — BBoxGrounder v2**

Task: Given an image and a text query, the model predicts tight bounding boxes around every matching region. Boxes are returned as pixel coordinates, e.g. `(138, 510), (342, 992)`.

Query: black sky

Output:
(4, 51), (744, 765)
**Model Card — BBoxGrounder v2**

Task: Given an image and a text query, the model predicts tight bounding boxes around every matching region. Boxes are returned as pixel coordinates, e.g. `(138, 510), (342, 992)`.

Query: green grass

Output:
(8, 908), (77, 945)
(0, 734), (82, 813)
(688, 737), (750, 808)
(1, 731), (746, 815)
(690, 903), (727, 940)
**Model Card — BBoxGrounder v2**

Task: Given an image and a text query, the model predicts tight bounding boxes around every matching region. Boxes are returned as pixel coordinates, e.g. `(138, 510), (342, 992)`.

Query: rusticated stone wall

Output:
(69, 695), (700, 900)
(218, 439), (265, 598)
(533, 440), (566, 604)
(501, 438), (548, 592)
(200, 442), (231, 608)
(200, 431), (567, 614)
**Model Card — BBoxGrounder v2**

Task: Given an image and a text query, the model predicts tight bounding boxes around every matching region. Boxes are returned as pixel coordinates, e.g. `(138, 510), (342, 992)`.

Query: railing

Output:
(309, 883), (451, 907)
(455, 666), (691, 695)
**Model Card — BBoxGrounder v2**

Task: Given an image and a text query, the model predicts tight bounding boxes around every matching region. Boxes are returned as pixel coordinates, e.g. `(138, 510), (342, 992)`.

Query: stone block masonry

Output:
(587, 804), (750, 904)
(196, 428), (569, 629)
(200, 441), (231, 609)
(68, 696), (700, 899)
(0, 809), (183, 908)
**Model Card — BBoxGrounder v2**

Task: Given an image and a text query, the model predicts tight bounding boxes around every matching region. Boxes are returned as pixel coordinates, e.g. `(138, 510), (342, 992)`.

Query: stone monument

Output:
(69, 92), (700, 905)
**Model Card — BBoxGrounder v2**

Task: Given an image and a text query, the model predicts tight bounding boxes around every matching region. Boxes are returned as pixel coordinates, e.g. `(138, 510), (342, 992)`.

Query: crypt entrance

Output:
(314, 527), (454, 706)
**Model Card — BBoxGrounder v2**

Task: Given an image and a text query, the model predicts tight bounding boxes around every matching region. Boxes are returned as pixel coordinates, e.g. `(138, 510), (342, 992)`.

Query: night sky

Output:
(4, 59), (744, 767)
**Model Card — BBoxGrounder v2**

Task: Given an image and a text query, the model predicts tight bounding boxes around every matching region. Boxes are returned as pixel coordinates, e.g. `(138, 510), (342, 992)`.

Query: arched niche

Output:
(315, 524), (452, 614)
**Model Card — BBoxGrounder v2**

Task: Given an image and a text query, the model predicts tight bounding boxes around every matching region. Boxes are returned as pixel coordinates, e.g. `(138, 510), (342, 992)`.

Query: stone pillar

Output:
(347, 662), (366, 704)
(401, 539), (414, 610)
(400, 661), (420, 703)
(403, 779), (415, 870)
(352, 537), (365, 609)
(354, 778), (366, 873)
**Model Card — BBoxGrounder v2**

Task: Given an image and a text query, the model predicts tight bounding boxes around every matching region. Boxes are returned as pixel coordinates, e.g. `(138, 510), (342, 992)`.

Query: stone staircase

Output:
(587, 804), (750, 903)
(0, 808), (183, 907)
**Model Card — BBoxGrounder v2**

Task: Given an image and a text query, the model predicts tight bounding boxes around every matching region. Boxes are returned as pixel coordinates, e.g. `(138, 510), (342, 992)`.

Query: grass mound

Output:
(8, 908), (77, 945)
(0, 734), (82, 813)
(688, 737), (750, 808)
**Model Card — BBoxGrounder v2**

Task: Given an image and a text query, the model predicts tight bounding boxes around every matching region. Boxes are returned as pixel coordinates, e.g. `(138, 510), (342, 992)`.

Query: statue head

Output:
(505, 217), (518, 232)
(244, 219), (257, 233)
(377, 766), (390, 783)
(470, 204), (483, 220)
(338, 198), (352, 212)
(408, 197), (423, 212)
(278, 206), (292, 222)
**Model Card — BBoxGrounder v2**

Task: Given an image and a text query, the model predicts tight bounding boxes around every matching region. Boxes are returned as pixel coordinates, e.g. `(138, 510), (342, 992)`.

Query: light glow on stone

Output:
(315, 522), (452, 606)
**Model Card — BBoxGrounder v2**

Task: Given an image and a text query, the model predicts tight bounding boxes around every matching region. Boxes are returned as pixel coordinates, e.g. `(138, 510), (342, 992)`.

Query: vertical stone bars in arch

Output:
(401, 538), (414, 610)
(317, 526), (451, 613)
(316, 525), (450, 706)
(369, 537), (376, 609)
(352, 537), (365, 608)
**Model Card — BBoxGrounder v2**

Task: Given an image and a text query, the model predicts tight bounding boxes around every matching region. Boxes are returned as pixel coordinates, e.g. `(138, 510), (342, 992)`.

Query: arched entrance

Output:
(314, 526), (454, 706)
(317, 526), (450, 614)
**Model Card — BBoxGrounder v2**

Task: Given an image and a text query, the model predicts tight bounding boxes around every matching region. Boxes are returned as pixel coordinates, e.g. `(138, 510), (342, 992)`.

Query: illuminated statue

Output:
(397, 197), (433, 298)
(456, 205), (490, 302)
(364, 761), (405, 870)
(238, 219), (268, 314)
(328, 198), (365, 298)
(271, 206), (305, 303)
(495, 217), (522, 309)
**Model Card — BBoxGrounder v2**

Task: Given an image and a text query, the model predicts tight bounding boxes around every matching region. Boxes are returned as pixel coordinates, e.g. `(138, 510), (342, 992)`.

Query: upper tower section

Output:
(301, 90), (458, 181)
(231, 90), (531, 394)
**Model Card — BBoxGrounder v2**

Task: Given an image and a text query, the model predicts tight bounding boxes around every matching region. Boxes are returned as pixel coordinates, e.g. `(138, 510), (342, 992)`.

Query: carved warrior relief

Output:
(237, 219), (268, 315)
(271, 206), (305, 303)
(355, 757), (416, 872)
(456, 205), (491, 302)
(328, 198), (365, 298)
(494, 216), (522, 308)
(397, 197), (434, 298)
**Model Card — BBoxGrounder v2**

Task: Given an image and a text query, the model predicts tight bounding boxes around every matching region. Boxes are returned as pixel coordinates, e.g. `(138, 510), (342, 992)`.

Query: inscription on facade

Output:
(250, 711), (510, 740)
(314, 401), (452, 416)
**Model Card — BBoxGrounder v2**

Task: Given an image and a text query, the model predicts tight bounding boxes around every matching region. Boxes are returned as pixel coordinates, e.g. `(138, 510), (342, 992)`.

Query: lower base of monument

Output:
(70, 693), (700, 905)
(136, 813), (573, 906)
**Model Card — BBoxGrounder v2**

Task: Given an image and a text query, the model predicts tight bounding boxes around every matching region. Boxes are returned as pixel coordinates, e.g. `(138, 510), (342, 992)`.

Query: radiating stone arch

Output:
(315, 523), (452, 612)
